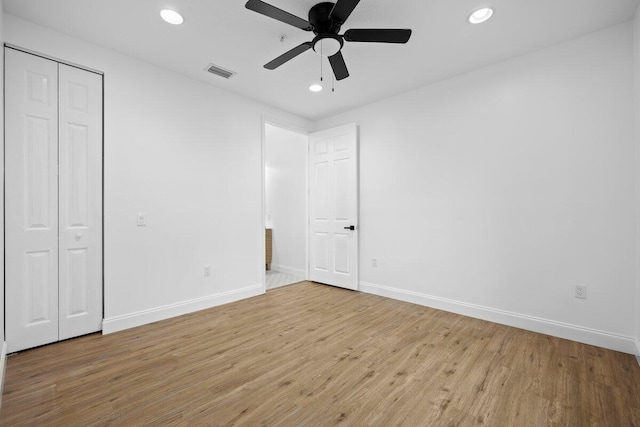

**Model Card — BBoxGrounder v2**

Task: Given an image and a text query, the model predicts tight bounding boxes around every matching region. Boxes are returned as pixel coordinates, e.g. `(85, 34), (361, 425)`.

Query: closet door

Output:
(58, 64), (103, 340)
(6, 49), (103, 352)
(5, 49), (60, 352)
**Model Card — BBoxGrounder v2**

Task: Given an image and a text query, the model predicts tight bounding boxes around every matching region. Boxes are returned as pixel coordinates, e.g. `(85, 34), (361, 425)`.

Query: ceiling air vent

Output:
(205, 63), (236, 79)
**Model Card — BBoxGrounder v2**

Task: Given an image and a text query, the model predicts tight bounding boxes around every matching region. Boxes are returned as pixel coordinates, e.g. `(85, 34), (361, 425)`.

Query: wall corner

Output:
(634, 3), (640, 370)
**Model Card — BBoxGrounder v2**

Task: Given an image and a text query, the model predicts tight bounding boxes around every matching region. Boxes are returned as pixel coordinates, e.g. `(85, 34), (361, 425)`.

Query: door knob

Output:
(75, 233), (82, 240)
(343, 225), (356, 231)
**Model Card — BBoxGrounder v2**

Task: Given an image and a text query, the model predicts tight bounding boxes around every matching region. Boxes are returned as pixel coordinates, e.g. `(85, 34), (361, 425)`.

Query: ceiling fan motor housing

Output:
(310, 2), (344, 56)
(309, 2), (342, 33)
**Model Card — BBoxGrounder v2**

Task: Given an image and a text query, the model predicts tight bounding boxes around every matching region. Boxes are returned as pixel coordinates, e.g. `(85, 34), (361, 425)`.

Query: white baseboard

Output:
(0, 341), (6, 411)
(636, 340), (640, 367)
(360, 281), (637, 355)
(102, 284), (263, 334)
(270, 264), (306, 278)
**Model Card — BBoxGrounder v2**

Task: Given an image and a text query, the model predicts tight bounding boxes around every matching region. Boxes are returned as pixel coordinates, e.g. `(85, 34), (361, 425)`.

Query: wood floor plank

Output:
(1, 281), (639, 426)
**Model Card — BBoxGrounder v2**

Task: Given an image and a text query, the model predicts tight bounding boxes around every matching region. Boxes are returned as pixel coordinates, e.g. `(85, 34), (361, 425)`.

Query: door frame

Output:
(260, 116), (311, 292)
(3, 44), (105, 344)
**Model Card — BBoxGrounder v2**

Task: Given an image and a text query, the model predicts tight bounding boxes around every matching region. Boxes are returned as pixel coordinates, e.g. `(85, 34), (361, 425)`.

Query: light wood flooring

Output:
(2, 282), (639, 426)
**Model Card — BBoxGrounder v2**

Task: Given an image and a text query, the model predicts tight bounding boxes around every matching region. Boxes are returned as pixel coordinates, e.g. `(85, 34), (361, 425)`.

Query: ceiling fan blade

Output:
(264, 42), (313, 70)
(344, 29), (412, 43)
(328, 51), (349, 80)
(329, 0), (361, 24)
(245, 0), (313, 31)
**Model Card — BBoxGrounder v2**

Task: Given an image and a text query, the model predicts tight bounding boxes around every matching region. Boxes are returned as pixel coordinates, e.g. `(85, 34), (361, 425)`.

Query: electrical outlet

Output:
(204, 265), (211, 277)
(137, 213), (146, 226)
(575, 285), (587, 299)
(372, 258), (378, 268)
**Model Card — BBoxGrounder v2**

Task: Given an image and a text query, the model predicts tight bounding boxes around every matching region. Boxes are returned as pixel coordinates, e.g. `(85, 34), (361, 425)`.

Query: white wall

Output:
(3, 14), (313, 332)
(3, 11), (638, 357)
(634, 5), (640, 360)
(318, 23), (637, 353)
(0, 0), (6, 396)
(0, 0), (4, 346)
(265, 124), (307, 279)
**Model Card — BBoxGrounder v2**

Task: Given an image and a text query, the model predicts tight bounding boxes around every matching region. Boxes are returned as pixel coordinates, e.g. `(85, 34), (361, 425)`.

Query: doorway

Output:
(262, 121), (359, 292)
(264, 123), (309, 289)
(4, 47), (104, 352)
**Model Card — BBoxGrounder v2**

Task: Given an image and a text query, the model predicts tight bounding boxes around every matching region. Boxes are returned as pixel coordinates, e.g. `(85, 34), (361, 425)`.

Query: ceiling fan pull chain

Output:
(320, 42), (323, 82)
(332, 71), (335, 93)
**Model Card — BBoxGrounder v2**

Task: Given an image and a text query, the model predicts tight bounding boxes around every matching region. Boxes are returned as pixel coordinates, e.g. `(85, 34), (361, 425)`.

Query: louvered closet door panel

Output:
(5, 49), (60, 352)
(58, 64), (103, 340)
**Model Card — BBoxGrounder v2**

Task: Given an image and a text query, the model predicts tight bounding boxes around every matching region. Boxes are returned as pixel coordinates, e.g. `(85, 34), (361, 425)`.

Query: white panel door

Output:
(5, 49), (103, 352)
(309, 123), (358, 290)
(5, 49), (60, 352)
(58, 64), (103, 340)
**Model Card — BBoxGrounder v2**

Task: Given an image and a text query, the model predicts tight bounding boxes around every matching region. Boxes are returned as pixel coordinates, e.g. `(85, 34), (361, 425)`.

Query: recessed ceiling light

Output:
(160, 9), (184, 25)
(468, 7), (493, 24)
(309, 84), (323, 92)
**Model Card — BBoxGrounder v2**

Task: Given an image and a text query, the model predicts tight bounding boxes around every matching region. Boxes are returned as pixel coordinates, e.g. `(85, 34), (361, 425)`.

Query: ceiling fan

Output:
(245, 0), (412, 81)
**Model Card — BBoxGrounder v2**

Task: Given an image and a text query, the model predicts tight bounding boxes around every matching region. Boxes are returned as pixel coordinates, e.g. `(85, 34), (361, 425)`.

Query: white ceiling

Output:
(4, 0), (639, 120)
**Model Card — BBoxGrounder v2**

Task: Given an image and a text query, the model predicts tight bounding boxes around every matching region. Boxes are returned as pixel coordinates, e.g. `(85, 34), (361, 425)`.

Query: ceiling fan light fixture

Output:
(160, 9), (184, 25)
(468, 7), (493, 24)
(313, 37), (342, 57)
(309, 84), (323, 92)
